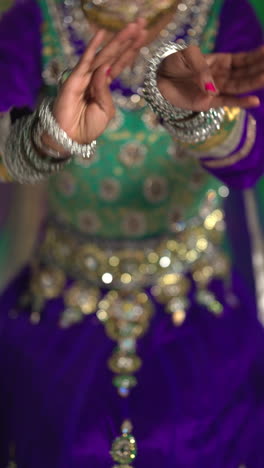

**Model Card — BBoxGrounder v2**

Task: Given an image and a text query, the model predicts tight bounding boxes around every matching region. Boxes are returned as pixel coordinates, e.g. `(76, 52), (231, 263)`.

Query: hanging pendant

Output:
(151, 272), (190, 326)
(97, 290), (153, 397)
(111, 420), (137, 467)
(196, 289), (223, 316)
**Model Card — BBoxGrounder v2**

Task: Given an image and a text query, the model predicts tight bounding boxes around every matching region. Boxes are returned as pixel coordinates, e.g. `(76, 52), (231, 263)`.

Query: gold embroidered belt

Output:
(36, 213), (227, 291)
(22, 216), (230, 403)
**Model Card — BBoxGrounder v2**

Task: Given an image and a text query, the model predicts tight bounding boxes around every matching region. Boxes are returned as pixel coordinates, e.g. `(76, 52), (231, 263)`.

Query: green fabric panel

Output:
(250, 0), (264, 24)
(44, 0), (224, 239)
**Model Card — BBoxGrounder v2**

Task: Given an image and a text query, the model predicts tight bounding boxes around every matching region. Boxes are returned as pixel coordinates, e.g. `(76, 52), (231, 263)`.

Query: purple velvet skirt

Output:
(0, 266), (264, 468)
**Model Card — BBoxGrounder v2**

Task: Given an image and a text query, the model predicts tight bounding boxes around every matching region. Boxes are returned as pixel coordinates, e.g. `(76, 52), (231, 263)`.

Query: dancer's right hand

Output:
(44, 21), (146, 152)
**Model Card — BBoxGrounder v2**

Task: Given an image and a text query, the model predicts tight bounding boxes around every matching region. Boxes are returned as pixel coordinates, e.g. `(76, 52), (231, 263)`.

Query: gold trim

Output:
(39, 216), (224, 290)
(202, 115), (256, 169)
(81, 0), (178, 31)
(186, 107), (243, 154)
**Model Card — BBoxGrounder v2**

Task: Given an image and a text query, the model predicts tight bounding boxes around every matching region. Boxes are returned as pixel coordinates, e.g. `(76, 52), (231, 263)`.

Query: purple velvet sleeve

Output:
(201, 0), (264, 189)
(0, 0), (43, 112)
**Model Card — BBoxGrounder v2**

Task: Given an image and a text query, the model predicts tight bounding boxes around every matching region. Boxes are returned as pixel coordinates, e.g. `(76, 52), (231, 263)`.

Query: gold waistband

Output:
(37, 212), (226, 291)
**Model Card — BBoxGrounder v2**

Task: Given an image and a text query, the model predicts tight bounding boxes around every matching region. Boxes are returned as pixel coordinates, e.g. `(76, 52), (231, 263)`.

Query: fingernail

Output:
(205, 82), (217, 92)
(106, 67), (111, 76)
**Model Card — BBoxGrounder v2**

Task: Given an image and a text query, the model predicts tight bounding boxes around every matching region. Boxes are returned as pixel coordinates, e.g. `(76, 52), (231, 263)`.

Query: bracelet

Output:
(164, 108), (225, 143)
(38, 98), (97, 160)
(32, 119), (70, 161)
(28, 118), (70, 172)
(143, 41), (193, 124)
(3, 113), (70, 184)
(143, 42), (225, 143)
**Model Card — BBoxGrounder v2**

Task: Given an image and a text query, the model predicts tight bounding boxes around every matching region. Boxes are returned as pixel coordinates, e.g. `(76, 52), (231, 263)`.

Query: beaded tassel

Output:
(111, 420), (137, 467)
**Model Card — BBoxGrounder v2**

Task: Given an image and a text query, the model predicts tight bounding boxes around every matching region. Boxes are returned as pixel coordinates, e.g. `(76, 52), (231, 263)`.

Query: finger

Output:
(109, 29), (148, 79)
(223, 72), (264, 94)
(90, 22), (144, 72)
(91, 65), (115, 119)
(231, 45), (264, 68)
(212, 94), (260, 109)
(74, 30), (107, 77)
(132, 27), (148, 49)
(109, 49), (139, 80)
(182, 45), (218, 95)
(135, 17), (147, 28)
(229, 62), (264, 80)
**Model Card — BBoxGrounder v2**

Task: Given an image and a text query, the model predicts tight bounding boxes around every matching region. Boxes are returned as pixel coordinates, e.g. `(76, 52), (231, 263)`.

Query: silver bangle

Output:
(3, 114), (69, 184)
(32, 120), (69, 160)
(38, 98), (97, 160)
(143, 42), (225, 143)
(143, 41), (192, 124)
(163, 108), (225, 144)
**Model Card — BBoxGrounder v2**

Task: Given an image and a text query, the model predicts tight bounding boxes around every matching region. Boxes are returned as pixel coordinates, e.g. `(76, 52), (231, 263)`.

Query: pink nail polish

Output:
(205, 82), (217, 92)
(106, 67), (111, 76)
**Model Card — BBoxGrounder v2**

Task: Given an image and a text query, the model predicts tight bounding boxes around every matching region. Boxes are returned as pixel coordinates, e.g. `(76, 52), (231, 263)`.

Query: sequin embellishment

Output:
(111, 420), (137, 467)
(97, 290), (153, 396)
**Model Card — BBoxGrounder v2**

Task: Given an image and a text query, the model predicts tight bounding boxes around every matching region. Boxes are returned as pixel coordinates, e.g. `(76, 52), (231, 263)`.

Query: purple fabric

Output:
(0, 1), (264, 467)
(1, 268), (264, 468)
(0, 0), (42, 112)
(202, 0), (264, 189)
(207, 0), (264, 292)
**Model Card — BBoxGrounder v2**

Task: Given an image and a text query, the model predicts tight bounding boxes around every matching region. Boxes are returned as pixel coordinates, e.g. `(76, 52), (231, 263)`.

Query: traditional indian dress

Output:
(0, 0), (264, 467)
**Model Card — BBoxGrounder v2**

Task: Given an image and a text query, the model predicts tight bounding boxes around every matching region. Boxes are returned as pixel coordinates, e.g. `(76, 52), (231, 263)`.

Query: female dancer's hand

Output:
(49, 21), (146, 146)
(157, 44), (264, 111)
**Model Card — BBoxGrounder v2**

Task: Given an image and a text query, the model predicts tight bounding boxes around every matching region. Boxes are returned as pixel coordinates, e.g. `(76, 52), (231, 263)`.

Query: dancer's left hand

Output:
(157, 44), (264, 111)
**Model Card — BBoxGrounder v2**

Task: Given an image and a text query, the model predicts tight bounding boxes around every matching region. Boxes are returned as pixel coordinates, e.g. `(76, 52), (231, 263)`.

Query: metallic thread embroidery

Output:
(111, 420), (137, 467)
(202, 116), (257, 169)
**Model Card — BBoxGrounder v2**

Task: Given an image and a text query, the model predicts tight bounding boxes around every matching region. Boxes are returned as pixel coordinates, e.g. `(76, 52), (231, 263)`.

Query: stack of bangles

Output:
(2, 41), (225, 183)
(143, 42), (225, 143)
(3, 98), (97, 184)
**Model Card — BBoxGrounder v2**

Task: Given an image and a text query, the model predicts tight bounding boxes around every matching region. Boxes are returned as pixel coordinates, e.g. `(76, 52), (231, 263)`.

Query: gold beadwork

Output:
(186, 107), (243, 154)
(203, 116), (256, 168)
(192, 254), (230, 288)
(111, 421), (137, 466)
(30, 265), (66, 299)
(38, 210), (225, 290)
(64, 281), (100, 315)
(81, 0), (179, 31)
(108, 352), (142, 374)
(24, 200), (228, 328)
(98, 291), (153, 339)
(151, 273), (191, 303)
(98, 290), (153, 396)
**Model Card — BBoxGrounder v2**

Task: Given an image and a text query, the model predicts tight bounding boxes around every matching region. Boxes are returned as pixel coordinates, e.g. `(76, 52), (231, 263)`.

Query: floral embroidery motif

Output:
(77, 210), (101, 234)
(100, 178), (121, 201)
(143, 175), (168, 203)
(56, 171), (76, 196)
(121, 211), (147, 236)
(119, 142), (147, 168)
